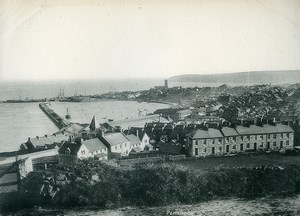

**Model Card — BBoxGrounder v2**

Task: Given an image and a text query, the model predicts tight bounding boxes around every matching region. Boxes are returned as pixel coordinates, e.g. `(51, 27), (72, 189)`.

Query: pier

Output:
(39, 103), (69, 129)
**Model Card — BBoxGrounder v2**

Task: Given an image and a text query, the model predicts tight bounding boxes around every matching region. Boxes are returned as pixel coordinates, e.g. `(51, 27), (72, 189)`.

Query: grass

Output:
(166, 152), (300, 171)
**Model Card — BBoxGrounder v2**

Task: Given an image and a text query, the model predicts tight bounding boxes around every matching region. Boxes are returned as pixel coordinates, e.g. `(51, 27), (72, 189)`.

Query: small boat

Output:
(65, 108), (71, 119)
(108, 119), (113, 122)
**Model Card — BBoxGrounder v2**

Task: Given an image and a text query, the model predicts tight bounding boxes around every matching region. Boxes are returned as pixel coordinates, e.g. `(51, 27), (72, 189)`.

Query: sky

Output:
(0, 0), (300, 81)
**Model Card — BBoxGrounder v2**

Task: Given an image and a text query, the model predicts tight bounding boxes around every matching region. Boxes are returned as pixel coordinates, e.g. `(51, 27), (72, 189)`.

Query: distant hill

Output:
(169, 70), (300, 85)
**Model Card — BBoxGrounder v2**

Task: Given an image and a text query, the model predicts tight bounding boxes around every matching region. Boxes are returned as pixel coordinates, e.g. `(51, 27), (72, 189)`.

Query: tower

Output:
(164, 79), (168, 89)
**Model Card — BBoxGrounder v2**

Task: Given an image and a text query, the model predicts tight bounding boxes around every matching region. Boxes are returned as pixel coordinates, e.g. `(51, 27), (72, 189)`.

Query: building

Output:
(186, 128), (224, 157)
(58, 138), (108, 163)
(186, 123), (294, 157)
(100, 132), (131, 157)
(221, 126), (240, 154)
(76, 138), (108, 160)
(235, 123), (294, 152)
(21, 134), (69, 152)
(127, 134), (143, 152)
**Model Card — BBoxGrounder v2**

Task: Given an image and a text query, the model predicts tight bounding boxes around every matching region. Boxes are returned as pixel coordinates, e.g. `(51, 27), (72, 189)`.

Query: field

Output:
(167, 152), (300, 171)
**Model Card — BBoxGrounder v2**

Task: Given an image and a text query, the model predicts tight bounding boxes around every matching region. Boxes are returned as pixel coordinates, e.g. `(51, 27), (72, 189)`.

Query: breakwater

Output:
(39, 103), (69, 129)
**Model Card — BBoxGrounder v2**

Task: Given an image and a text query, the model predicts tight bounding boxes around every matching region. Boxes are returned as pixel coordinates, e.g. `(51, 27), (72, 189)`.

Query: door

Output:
(212, 147), (215, 155)
(195, 148), (198, 156)
(226, 145), (229, 153)
(240, 144), (244, 151)
(254, 143), (257, 151)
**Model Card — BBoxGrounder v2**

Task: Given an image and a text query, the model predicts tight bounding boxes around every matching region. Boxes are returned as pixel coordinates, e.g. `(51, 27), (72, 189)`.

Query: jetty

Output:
(39, 103), (69, 129)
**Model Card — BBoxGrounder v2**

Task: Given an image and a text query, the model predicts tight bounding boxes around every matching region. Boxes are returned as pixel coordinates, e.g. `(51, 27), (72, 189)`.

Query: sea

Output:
(0, 79), (226, 152)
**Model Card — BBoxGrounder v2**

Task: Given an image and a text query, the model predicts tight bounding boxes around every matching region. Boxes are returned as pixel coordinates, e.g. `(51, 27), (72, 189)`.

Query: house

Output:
(221, 127), (240, 154)
(186, 128), (224, 157)
(58, 138), (108, 163)
(100, 132), (131, 157)
(77, 138), (108, 160)
(21, 134), (69, 151)
(127, 134), (143, 152)
(235, 123), (294, 152)
(186, 123), (294, 157)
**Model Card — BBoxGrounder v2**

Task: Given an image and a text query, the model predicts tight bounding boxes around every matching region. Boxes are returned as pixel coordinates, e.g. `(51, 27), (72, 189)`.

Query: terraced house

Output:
(186, 123), (294, 157)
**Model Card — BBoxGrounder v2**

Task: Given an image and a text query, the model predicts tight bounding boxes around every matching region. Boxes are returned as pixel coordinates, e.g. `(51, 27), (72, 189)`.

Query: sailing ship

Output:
(65, 108), (71, 119)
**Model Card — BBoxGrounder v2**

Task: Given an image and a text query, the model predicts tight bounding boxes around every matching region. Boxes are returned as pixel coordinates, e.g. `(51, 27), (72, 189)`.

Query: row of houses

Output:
(19, 115), (295, 162)
(186, 123), (294, 157)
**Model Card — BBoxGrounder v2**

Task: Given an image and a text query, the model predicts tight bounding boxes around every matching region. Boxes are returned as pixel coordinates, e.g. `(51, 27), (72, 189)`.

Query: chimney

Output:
(45, 135), (48, 138)
(36, 136), (39, 139)
(136, 129), (139, 138)
(28, 137), (31, 141)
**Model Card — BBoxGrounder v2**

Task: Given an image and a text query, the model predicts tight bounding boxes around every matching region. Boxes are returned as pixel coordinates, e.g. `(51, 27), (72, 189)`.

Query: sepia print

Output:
(1, 0), (300, 215)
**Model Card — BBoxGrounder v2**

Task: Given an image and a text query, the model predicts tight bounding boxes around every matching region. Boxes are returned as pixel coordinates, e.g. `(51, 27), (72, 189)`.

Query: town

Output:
(1, 81), (300, 211)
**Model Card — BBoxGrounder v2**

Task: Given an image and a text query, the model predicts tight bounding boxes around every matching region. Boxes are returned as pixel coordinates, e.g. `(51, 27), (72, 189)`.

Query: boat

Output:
(65, 108), (71, 119)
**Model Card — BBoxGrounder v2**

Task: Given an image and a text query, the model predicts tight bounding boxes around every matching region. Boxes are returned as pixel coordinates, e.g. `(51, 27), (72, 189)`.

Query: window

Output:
(203, 139), (207, 145)
(233, 137), (236, 142)
(218, 139), (222, 144)
(287, 133), (290, 138)
(246, 143), (250, 149)
(280, 134), (283, 139)
(212, 140), (215, 144)
(203, 148), (207, 153)
(286, 141), (289, 145)
(81, 150), (85, 155)
(195, 140), (199, 146)
(247, 135), (250, 140)
(273, 134), (276, 139)
(268, 134), (271, 139)
(232, 145), (236, 150)
(218, 146), (222, 152)
(273, 142), (276, 147)
(115, 146), (117, 150)
(225, 137), (229, 143)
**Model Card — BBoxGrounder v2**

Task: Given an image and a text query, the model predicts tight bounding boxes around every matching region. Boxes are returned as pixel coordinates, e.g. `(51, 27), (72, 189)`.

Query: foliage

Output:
(13, 158), (300, 211)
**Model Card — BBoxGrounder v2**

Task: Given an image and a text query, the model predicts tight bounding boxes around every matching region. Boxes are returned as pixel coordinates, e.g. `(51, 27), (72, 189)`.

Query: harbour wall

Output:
(39, 103), (68, 129)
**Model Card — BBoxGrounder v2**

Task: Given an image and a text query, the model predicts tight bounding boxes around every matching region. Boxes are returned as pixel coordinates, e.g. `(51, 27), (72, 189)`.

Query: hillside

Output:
(169, 70), (300, 85)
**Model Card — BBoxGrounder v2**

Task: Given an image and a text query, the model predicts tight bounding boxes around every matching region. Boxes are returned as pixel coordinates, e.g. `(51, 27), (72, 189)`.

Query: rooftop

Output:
(188, 128), (224, 139)
(82, 138), (107, 152)
(221, 127), (239, 137)
(235, 124), (294, 135)
(102, 132), (130, 146)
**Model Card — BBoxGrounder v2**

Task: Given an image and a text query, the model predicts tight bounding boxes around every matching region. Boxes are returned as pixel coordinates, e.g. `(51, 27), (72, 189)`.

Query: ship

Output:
(59, 96), (83, 102)
(65, 108), (71, 119)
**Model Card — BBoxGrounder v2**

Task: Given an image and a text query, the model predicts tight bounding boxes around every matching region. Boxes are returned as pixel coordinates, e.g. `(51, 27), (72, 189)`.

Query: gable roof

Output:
(126, 134), (141, 146)
(29, 134), (69, 148)
(102, 132), (130, 146)
(82, 138), (107, 152)
(188, 128), (224, 139)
